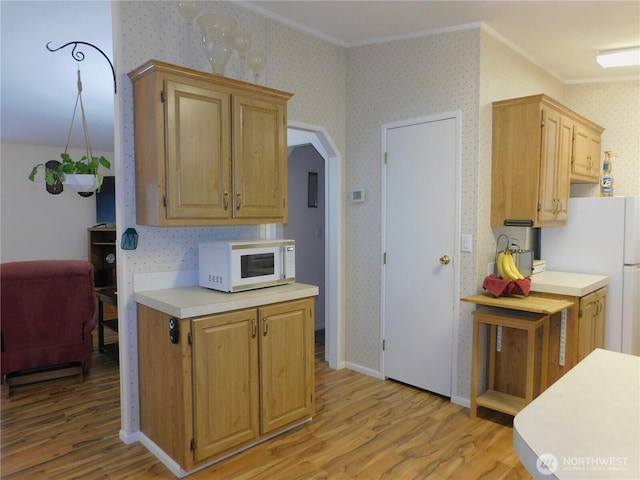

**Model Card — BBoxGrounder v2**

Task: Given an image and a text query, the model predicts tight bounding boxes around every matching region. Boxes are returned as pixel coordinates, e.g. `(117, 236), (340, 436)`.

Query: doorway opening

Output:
(276, 122), (343, 369)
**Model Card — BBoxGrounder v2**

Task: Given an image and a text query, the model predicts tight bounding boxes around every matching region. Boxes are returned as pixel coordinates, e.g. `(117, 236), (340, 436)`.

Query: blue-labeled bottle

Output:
(601, 151), (615, 197)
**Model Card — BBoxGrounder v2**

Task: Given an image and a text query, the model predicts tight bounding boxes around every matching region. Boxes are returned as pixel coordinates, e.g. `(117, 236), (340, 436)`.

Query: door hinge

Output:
(384, 152), (388, 164)
(190, 438), (195, 451)
(382, 339), (386, 351)
(537, 203), (542, 212)
(383, 252), (387, 264)
(310, 392), (314, 403)
(188, 332), (193, 345)
(160, 90), (166, 103)
(283, 198), (286, 209)
(163, 195), (168, 208)
(309, 308), (313, 318)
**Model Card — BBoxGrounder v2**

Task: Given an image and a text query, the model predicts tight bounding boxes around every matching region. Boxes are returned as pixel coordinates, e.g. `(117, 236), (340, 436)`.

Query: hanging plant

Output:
(27, 67), (110, 195)
(29, 152), (111, 190)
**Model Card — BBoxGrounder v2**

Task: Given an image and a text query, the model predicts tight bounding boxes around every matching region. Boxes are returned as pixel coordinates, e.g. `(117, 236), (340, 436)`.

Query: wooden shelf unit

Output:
(88, 227), (116, 289)
(470, 308), (550, 418)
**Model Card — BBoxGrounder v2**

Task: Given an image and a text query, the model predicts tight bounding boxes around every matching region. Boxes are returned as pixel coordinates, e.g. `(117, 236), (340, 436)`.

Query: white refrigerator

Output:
(541, 196), (640, 355)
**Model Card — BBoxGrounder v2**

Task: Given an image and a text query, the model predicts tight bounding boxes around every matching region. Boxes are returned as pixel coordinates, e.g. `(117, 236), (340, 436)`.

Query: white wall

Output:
(0, 142), (113, 262)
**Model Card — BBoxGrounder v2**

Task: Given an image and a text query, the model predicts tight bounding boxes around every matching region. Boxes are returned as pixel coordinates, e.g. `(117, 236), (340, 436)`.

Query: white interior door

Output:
(383, 115), (458, 397)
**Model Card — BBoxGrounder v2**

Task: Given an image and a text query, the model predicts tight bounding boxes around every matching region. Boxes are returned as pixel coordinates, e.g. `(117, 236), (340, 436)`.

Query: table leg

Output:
(470, 316), (480, 418)
(98, 297), (105, 353)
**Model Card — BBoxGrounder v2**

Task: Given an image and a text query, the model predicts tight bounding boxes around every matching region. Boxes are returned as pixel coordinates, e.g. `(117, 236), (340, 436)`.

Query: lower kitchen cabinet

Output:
(530, 287), (607, 386)
(577, 288), (606, 360)
(137, 297), (315, 473)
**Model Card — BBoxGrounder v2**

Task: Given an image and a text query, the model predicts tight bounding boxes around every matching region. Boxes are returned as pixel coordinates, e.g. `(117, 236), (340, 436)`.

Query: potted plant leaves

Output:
(29, 152), (111, 194)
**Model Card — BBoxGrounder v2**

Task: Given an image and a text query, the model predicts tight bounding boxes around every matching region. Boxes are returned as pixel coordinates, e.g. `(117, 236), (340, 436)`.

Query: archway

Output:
(284, 121), (343, 369)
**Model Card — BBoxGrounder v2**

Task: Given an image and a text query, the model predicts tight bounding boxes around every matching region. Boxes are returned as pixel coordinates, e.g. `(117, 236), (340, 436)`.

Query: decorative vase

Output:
(197, 14), (237, 75)
(247, 50), (266, 83)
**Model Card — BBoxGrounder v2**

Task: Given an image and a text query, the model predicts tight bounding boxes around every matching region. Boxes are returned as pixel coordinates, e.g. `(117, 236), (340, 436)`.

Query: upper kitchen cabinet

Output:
(491, 94), (604, 227)
(128, 60), (292, 226)
(571, 123), (604, 183)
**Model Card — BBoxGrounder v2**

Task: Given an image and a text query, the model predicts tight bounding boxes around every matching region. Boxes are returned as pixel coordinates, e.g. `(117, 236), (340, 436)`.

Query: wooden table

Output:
(462, 294), (573, 418)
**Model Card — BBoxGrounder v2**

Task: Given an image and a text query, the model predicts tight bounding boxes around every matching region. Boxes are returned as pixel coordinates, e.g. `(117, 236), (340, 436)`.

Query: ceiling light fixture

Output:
(596, 46), (640, 68)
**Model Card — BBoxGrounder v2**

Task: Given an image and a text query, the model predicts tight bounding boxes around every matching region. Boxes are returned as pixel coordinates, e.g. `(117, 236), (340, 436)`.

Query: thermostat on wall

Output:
(351, 189), (365, 203)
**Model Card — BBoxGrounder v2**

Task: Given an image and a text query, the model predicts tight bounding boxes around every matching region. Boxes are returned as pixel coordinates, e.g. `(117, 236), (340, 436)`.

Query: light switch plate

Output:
(461, 234), (472, 253)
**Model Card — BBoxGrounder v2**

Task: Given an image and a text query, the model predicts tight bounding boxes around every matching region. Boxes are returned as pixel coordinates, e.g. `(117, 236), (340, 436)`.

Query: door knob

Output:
(439, 255), (451, 265)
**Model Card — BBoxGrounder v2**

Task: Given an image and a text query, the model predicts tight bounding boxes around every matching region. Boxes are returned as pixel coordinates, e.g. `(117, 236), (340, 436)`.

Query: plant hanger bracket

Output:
(46, 41), (116, 93)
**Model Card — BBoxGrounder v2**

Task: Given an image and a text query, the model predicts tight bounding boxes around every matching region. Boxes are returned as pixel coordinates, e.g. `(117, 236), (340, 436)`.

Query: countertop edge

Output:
(529, 271), (610, 297)
(134, 283), (319, 318)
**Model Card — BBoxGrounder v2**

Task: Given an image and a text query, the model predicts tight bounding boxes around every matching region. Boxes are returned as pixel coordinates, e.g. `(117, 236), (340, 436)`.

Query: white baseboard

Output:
(135, 419), (312, 478)
(451, 394), (470, 408)
(343, 365), (471, 410)
(138, 432), (187, 478)
(345, 362), (385, 380)
(119, 428), (141, 445)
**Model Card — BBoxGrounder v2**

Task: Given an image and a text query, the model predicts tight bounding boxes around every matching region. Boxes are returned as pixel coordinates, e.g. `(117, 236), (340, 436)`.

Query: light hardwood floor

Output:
(1, 336), (532, 479)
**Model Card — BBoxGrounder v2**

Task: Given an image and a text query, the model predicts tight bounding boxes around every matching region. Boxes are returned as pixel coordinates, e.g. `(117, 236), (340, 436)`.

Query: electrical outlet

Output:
(488, 262), (496, 275)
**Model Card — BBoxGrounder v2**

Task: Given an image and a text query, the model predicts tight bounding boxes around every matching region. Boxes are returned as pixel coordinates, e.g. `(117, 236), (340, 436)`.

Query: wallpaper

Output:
(565, 80), (640, 197)
(114, 0), (640, 434)
(345, 28), (481, 376)
(115, 0), (346, 433)
(474, 30), (566, 399)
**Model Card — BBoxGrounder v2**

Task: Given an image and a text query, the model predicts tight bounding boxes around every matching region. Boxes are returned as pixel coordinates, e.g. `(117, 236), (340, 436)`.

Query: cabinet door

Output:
(538, 109), (571, 225)
(232, 95), (287, 221)
(578, 292), (597, 361)
(572, 124), (601, 183)
(594, 288), (607, 349)
(165, 80), (231, 220)
(192, 309), (260, 462)
(259, 298), (314, 434)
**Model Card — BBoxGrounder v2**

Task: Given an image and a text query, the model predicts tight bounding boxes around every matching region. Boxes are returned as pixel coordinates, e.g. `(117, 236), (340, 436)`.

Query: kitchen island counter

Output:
(514, 348), (639, 479)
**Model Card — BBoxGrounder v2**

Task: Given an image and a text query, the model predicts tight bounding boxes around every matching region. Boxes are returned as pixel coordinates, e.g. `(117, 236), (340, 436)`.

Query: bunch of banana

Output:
(497, 248), (525, 281)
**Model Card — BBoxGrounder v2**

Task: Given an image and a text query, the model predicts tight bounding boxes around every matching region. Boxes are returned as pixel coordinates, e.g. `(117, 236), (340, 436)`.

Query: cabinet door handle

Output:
(251, 319), (257, 338)
(223, 191), (229, 211)
(236, 192), (242, 211)
(263, 319), (269, 336)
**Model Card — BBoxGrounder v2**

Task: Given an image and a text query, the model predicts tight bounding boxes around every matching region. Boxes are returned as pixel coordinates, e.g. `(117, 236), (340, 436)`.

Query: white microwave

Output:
(199, 239), (296, 292)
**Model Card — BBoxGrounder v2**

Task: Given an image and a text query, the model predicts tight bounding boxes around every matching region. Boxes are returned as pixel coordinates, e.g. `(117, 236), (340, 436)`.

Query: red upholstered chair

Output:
(1, 260), (97, 395)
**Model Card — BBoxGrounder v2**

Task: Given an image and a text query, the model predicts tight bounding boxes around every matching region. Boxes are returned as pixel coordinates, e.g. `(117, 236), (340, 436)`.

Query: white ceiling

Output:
(1, 1), (639, 154)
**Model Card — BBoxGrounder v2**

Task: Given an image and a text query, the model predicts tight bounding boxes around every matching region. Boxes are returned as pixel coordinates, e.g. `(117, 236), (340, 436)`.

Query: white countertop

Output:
(514, 349), (640, 480)
(529, 271), (609, 297)
(134, 282), (319, 318)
